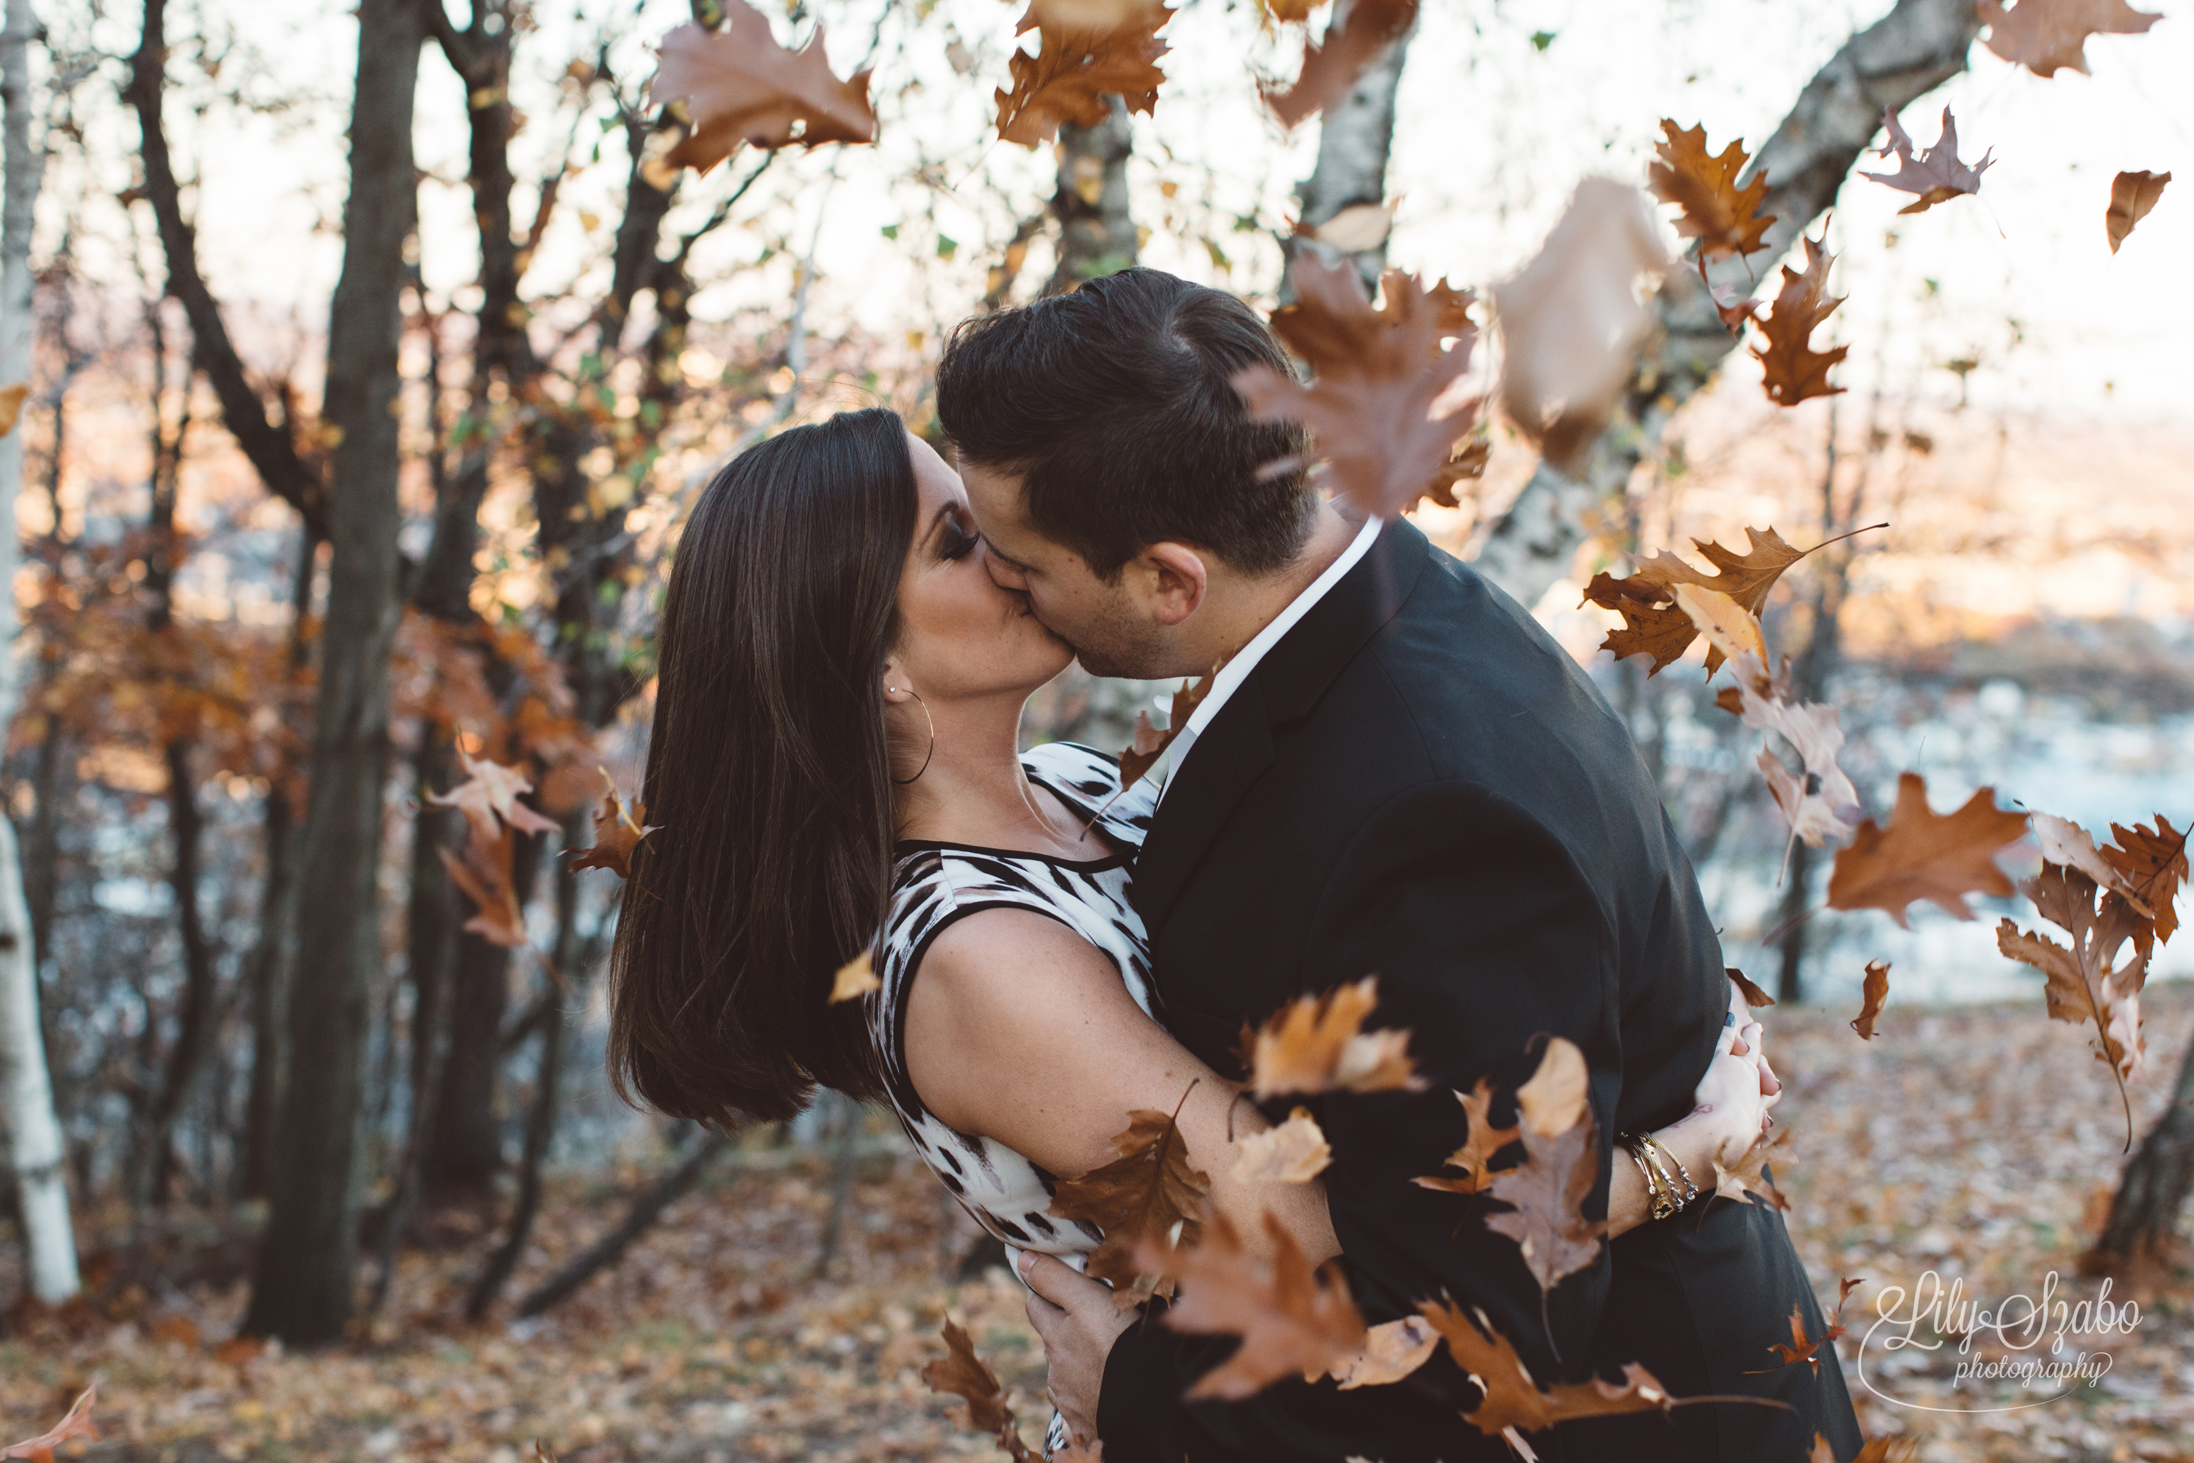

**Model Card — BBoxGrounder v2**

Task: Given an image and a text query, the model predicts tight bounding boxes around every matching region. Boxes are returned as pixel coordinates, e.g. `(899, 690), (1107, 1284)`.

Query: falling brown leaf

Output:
(1049, 1098), (1212, 1307)
(1713, 646), (1863, 850)
(431, 749), (563, 841)
(1246, 976), (1425, 1100)
(1851, 961), (1891, 1040)
(1826, 773), (2027, 927)
(649, 5), (875, 175)
(1751, 1277), (1862, 1374)
(1297, 198), (1401, 253)
(1647, 121), (1774, 260)
(1136, 1210), (1368, 1400)
(2105, 170), (2170, 253)
(1979, 0), (2160, 78)
(1493, 178), (1670, 470)
(0, 382), (28, 440)
(1673, 584), (1768, 669)
(2100, 814), (2187, 948)
(920, 1319), (1038, 1461)
(1414, 1077), (1518, 1197)
(1261, 0), (1418, 130)
(1751, 229), (1848, 407)
(1121, 665), (1217, 788)
(1, 1384), (99, 1462)
(828, 949), (881, 1004)
(1233, 258), (1479, 520)
(1711, 1123), (1795, 1211)
(994, 4), (1171, 148)
(1258, 0), (1322, 21)
(1860, 105), (1994, 215)
(1484, 1038), (1606, 1301)
(1581, 525), (1815, 677)
(441, 822), (528, 949)
(566, 771), (658, 878)
(1727, 967), (1776, 1008)
(1231, 1107), (1333, 1184)
(1419, 1301), (1677, 1437)
(1314, 1314), (1440, 1390)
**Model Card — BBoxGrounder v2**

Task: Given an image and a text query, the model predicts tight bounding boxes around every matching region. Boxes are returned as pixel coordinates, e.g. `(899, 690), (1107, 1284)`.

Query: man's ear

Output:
(1134, 542), (1208, 627)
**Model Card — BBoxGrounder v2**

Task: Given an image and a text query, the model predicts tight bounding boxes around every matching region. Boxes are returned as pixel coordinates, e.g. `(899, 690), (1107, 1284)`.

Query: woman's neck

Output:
(892, 692), (1103, 858)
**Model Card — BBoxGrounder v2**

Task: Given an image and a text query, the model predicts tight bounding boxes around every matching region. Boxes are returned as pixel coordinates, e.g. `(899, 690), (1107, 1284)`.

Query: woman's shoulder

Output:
(1020, 739), (1156, 843)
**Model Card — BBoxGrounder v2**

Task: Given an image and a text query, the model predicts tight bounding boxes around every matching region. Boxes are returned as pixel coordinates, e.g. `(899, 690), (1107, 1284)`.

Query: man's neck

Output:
(1183, 502), (1361, 669)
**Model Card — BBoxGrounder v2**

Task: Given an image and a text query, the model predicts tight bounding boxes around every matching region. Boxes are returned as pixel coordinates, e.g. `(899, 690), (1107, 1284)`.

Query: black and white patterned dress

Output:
(866, 742), (1159, 1267)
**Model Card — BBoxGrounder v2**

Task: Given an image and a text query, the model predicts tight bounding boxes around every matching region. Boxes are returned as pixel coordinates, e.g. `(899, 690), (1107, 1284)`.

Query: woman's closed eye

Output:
(940, 520), (980, 561)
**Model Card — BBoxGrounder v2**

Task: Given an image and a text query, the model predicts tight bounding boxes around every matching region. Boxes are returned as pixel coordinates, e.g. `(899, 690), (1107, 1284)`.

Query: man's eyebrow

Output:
(980, 533), (1031, 568)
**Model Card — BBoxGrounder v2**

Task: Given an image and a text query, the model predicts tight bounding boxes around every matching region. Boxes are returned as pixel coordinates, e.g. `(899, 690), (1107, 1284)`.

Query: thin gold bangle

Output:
(1641, 1132), (1699, 1207)
(1625, 1134), (1678, 1220)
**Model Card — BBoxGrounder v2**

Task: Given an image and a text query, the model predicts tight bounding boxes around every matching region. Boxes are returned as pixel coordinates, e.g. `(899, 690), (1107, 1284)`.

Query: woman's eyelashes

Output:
(940, 520), (979, 561)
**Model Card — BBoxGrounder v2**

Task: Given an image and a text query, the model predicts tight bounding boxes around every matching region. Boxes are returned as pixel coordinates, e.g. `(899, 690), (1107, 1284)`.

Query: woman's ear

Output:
(880, 659), (914, 704)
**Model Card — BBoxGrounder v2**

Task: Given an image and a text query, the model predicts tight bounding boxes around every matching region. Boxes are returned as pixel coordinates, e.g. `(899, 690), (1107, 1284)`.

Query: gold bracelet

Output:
(1624, 1134), (1679, 1221)
(1640, 1131), (1700, 1207)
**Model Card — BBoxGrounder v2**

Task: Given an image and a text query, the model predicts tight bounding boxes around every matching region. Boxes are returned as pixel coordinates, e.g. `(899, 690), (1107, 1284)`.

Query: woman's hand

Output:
(1668, 981), (1782, 1173)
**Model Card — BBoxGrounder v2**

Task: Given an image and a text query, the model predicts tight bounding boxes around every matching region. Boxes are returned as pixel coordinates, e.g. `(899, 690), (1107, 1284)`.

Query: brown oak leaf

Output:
(1852, 961), (1891, 1040)
(1261, 0), (1418, 130)
(1711, 1123), (1795, 1210)
(1826, 773), (2027, 927)
(566, 771), (658, 878)
(1728, 967), (1776, 1008)
(1049, 1098), (1212, 1308)
(1, 1385), (99, 1463)
(1485, 1038), (1606, 1301)
(1121, 665), (1218, 788)
(1979, 0), (2161, 78)
(1648, 120), (1775, 260)
(1751, 230), (1847, 406)
(1234, 259), (1478, 520)
(1246, 976), (1425, 1100)
(2101, 814), (2187, 948)
(1861, 105), (1994, 215)
(1493, 178), (1670, 470)
(2106, 170), (2170, 254)
(1581, 525), (1810, 677)
(1415, 1077), (1518, 1197)
(441, 822), (527, 949)
(1419, 1301), (1677, 1438)
(1711, 645), (1862, 850)
(1232, 1107), (1334, 1184)
(649, 5), (875, 174)
(0, 383), (27, 440)
(920, 1319), (1037, 1461)
(430, 750), (563, 842)
(1136, 1211), (1368, 1400)
(1751, 1277), (1862, 1374)
(1313, 1314), (1441, 1390)
(995, 5), (1172, 148)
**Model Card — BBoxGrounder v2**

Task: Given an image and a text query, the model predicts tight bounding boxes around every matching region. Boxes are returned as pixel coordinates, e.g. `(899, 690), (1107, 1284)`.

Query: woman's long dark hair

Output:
(608, 407), (916, 1127)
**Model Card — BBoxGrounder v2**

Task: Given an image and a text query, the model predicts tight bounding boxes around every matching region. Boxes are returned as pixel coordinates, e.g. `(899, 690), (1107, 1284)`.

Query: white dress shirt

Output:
(1155, 513), (1385, 807)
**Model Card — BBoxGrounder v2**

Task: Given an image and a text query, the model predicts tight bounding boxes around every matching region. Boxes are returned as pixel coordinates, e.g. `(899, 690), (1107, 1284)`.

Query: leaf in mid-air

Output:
(1246, 976), (1425, 1100)
(1484, 1038), (1606, 1301)
(1418, 1301), (1677, 1438)
(1314, 1314), (1441, 1390)
(1233, 258), (1479, 520)
(1705, 641), (1862, 850)
(994, 3), (1172, 148)
(1751, 230), (1848, 406)
(1711, 1123), (1795, 1210)
(566, 770), (658, 878)
(441, 823), (528, 949)
(2105, 171), (2170, 254)
(1048, 1100), (1212, 1308)
(1120, 665), (1217, 788)
(1231, 1107), (1333, 1184)
(2100, 814), (2187, 948)
(1135, 1211), (1368, 1400)
(827, 950), (880, 1004)
(1647, 120), (1774, 260)
(1750, 1277), (1862, 1374)
(1728, 967), (1776, 1008)
(1979, 0), (2160, 78)
(1826, 773), (2027, 927)
(919, 1319), (1038, 1461)
(1, 1385), (100, 1463)
(1260, 0), (1418, 130)
(0, 383), (27, 440)
(1414, 1077), (1518, 1196)
(1580, 525), (1812, 676)
(1851, 961), (1891, 1040)
(431, 750), (563, 842)
(648, 5), (875, 174)
(1860, 105), (1994, 215)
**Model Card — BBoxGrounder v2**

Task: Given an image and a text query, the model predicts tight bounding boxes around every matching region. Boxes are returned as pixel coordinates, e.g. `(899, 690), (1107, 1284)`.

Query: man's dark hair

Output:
(935, 268), (1316, 579)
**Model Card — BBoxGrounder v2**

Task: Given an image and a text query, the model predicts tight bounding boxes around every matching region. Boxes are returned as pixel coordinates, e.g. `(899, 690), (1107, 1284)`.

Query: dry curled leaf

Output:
(1415, 1077), (1518, 1197)
(1580, 525), (1811, 676)
(2106, 170), (2170, 254)
(1049, 1098), (1212, 1308)
(566, 770), (658, 878)
(828, 949), (881, 1004)
(2100, 814), (2187, 949)
(441, 822), (527, 949)
(1979, 0), (2160, 78)
(1514, 1034), (1589, 1136)
(0, 382), (27, 440)
(920, 1319), (1038, 1461)
(1121, 665), (1217, 788)
(1860, 105), (1994, 215)
(1314, 1314), (1440, 1390)
(994, 4), (1171, 148)
(649, 5), (875, 174)
(1232, 1107), (1333, 1184)
(1419, 1301), (1676, 1438)
(1261, 0), (1417, 130)
(1493, 178), (1669, 470)
(1712, 646), (1862, 850)
(1750, 1277), (1861, 1374)
(1826, 773), (2027, 927)
(1, 1385), (99, 1463)
(1297, 198), (1400, 253)
(1234, 259), (1478, 520)
(1711, 1123), (1795, 1210)
(1728, 967), (1776, 1008)
(1136, 1211), (1368, 1400)
(1647, 120), (1774, 260)
(1852, 961), (1891, 1040)
(1247, 976), (1425, 1100)
(1485, 1040), (1606, 1302)
(1751, 230), (1847, 406)
(431, 750), (563, 842)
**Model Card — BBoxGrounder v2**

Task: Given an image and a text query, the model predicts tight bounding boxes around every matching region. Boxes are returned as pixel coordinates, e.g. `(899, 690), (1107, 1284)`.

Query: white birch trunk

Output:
(0, 0), (77, 1305)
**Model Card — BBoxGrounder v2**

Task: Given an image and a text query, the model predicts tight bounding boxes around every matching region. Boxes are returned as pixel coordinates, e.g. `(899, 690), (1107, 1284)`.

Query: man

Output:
(934, 268), (1861, 1462)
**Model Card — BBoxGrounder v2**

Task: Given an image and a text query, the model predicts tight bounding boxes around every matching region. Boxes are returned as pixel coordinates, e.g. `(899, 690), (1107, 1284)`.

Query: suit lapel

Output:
(1131, 518), (1435, 937)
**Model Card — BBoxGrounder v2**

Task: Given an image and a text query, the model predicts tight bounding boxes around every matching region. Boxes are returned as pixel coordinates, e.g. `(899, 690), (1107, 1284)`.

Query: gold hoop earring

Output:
(889, 687), (936, 785)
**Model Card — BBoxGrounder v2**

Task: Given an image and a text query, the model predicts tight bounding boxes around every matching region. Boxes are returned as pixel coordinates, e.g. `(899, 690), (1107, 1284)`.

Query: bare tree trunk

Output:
(1283, 0), (1413, 300)
(2094, 1030), (2194, 1270)
(1045, 99), (1136, 296)
(0, 0), (76, 1308)
(1470, 0), (1981, 607)
(244, 0), (424, 1345)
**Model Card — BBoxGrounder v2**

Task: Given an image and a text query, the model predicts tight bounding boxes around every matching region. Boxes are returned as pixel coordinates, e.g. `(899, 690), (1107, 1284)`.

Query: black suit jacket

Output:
(1097, 519), (1861, 1463)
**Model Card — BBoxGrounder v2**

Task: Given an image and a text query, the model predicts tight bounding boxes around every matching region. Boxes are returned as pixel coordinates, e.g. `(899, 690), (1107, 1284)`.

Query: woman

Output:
(606, 408), (1777, 1448)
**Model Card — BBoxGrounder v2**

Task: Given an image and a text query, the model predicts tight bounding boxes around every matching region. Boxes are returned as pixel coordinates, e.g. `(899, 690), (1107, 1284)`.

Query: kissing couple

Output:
(604, 268), (1863, 1461)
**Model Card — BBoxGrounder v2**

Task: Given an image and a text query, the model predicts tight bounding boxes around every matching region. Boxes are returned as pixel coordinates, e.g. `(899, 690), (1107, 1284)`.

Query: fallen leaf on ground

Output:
(1232, 1107), (1333, 1184)
(1647, 120), (1774, 260)
(1415, 1078), (1518, 1196)
(1493, 178), (1669, 470)
(1860, 105), (1994, 214)
(567, 770), (658, 878)
(994, 4), (1171, 148)
(1314, 1314), (1439, 1390)
(649, 5), (875, 173)
(1979, 0), (2160, 78)
(1261, 0), (1417, 130)
(1751, 230), (1847, 406)
(1852, 961), (1891, 1040)
(2106, 170), (2170, 253)
(1826, 773), (2027, 927)
(1247, 976), (1425, 1100)
(1233, 258), (1478, 519)
(828, 950), (880, 1004)
(1136, 1211), (1367, 1399)
(1049, 1099), (1211, 1307)
(1419, 1301), (1675, 1437)
(1, 1384), (99, 1462)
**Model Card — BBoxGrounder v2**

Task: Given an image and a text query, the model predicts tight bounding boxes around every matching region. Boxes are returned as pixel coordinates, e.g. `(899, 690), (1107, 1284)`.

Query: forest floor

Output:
(5, 985), (2191, 1463)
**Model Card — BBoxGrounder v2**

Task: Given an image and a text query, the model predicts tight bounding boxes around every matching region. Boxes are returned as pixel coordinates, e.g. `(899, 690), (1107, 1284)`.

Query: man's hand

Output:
(1019, 1250), (1135, 1449)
